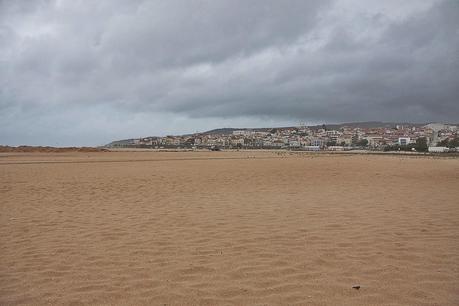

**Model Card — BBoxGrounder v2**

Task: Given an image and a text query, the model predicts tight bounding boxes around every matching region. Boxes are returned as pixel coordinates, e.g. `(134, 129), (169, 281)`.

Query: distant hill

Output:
(106, 121), (453, 146)
(308, 121), (427, 130)
(199, 122), (427, 134)
(106, 139), (135, 146)
(198, 128), (243, 135)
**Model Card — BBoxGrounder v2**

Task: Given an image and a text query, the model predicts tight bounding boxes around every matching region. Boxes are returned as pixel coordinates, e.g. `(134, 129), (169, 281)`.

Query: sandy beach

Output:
(1, 151), (458, 305)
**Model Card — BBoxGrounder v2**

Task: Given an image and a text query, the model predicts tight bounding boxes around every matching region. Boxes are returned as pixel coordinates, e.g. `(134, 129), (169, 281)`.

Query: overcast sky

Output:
(1, 0), (458, 146)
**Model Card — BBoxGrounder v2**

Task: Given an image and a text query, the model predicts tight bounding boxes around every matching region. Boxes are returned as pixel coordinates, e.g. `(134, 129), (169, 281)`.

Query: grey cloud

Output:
(173, 0), (459, 122)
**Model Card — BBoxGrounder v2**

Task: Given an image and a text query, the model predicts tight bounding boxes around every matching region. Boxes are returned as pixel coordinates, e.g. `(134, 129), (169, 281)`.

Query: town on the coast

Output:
(108, 122), (459, 153)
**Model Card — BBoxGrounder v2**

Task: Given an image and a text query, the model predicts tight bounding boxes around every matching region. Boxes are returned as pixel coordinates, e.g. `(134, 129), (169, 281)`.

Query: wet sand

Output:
(1, 151), (458, 305)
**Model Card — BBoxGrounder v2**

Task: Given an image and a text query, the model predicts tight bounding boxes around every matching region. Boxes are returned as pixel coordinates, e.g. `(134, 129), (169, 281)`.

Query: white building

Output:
(327, 146), (345, 151)
(289, 141), (300, 147)
(311, 139), (325, 147)
(398, 137), (411, 146)
(428, 146), (449, 153)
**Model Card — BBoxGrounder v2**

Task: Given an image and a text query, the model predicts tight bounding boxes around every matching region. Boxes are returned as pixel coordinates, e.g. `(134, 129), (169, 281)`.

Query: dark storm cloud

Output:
(0, 0), (458, 146)
(161, 0), (459, 122)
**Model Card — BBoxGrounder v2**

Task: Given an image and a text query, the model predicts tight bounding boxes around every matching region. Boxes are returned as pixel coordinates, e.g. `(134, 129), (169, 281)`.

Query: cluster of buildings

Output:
(110, 123), (458, 152)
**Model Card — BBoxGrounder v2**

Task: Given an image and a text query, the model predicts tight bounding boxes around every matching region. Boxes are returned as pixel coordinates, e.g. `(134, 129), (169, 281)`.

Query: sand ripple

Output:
(1, 152), (458, 305)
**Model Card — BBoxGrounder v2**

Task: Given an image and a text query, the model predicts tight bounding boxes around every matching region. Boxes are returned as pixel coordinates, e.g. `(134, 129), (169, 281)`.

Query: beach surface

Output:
(1, 151), (458, 305)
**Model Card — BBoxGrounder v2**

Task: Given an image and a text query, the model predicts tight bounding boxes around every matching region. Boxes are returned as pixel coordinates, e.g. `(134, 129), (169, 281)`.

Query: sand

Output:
(1, 151), (458, 305)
